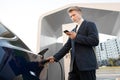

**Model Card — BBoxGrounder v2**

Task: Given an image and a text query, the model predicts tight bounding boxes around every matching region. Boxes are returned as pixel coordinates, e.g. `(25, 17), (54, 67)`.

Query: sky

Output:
(0, 0), (120, 53)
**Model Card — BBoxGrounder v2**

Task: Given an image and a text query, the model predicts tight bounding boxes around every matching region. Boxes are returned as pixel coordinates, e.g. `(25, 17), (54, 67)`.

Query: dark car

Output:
(0, 22), (48, 80)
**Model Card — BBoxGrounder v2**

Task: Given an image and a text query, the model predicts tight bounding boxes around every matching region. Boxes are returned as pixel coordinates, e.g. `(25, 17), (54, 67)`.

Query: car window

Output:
(0, 23), (30, 50)
(0, 24), (15, 38)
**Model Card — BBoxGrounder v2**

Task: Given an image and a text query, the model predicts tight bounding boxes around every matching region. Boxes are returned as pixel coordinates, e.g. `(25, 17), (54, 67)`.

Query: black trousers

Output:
(68, 61), (96, 80)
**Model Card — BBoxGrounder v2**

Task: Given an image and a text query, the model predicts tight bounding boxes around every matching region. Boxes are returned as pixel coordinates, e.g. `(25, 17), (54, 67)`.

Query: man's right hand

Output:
(47, 56), (55, 63)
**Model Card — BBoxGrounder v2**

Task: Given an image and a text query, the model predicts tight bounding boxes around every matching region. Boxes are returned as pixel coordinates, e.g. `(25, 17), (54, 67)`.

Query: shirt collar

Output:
(77, 18), (84, 26)
(75, 18), (84, 32)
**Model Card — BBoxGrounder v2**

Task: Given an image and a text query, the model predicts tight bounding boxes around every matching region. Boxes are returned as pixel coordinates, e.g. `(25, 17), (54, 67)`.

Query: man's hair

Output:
(67, 6), (82, 13)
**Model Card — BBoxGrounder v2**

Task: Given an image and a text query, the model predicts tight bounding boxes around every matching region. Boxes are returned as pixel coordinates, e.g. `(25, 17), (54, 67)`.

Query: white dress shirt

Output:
(75, 18), (84, 32)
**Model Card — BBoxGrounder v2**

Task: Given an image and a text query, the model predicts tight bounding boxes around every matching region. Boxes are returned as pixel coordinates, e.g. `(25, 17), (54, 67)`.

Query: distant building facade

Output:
(95, 38), (120, 66)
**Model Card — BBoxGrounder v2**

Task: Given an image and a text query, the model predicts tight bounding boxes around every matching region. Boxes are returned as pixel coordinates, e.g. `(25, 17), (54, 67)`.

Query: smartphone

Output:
(64, 30), (69, 33)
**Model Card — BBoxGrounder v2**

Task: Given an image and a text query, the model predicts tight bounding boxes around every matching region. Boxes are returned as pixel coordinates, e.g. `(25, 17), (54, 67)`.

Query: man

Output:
(48, 6), (99, 80)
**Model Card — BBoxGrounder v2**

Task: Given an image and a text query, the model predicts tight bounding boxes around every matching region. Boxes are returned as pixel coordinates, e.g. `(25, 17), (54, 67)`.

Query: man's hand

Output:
(47, 56), (55, 63)
(65, 31), (77, 39)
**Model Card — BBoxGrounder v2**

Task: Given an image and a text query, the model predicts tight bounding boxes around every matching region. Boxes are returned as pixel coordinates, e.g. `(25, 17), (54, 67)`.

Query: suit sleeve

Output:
(53, 38), (71, 62)
(74, 22), (99, 46)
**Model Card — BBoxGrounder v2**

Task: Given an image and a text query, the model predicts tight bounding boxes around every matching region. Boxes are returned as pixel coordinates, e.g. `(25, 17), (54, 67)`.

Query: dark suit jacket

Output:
(54, 20), (99, 71)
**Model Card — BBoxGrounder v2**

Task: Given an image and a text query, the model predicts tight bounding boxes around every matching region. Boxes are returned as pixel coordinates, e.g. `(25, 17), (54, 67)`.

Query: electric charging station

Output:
(38, 3), (120, 80)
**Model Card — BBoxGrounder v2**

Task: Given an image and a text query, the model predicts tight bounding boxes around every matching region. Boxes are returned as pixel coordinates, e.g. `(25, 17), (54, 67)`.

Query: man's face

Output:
(68, 10), (82, 23)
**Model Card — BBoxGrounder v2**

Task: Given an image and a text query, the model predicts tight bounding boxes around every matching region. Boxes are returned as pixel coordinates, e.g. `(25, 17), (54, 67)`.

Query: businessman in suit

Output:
(48, 6), (99, 80)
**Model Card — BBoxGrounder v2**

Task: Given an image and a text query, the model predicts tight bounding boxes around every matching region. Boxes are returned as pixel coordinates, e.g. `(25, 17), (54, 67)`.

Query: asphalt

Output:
(96, 67), (120, 80)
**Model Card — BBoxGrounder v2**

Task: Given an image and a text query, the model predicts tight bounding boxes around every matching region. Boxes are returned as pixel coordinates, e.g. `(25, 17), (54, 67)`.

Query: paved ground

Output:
(96, 67), (120, 80)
